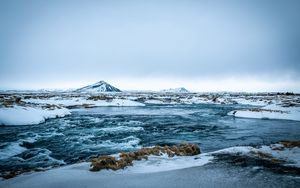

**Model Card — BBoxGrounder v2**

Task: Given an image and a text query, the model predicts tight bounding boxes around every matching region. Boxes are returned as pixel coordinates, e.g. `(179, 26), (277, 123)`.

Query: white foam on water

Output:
(78, 135), (95, 141)
(95, 136), (141, 150)
(98, 126), (144, 133)
(0, 142), (27, 160)
(23, 148), (66, 166)
(92, 117), (105, 124)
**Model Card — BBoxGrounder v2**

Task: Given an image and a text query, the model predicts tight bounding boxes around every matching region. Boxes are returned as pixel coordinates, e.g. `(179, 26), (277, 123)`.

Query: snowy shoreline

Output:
(1, 141), (299, 188)
(0, 106), (71, 126)
(1, 92), (300, 125)
(228, 104), (300, 121)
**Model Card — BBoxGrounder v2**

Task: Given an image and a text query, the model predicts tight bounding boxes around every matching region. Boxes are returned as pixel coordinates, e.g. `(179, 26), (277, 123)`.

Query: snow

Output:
(124, 153), (213, 173)
(144, 99), (165, 104)
(24, 98), (145, 107)
(0, 153), (213, 188)
(259, 145), (300, 167)
(214, 144), (300, 168)
(231, 98), (270, 106)
(0, 106), (71, 126)
(1, 142), (299, 187)
(181, 96), (216, 104)
(213, 146), (254, 155)
(76, 81), (121, 93)
(24, 98), (86, 106)
(160, 87), (189, 93)
(228, 104), (300, 121)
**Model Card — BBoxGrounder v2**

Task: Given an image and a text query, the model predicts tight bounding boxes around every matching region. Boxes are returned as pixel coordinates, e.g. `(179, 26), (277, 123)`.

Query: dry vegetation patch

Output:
(90, 143), (200, 171)
(87, 95), (113, 101)
(279, 140), (300, 148)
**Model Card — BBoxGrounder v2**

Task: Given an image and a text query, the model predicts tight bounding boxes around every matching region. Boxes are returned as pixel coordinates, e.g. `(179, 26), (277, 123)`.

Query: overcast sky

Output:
(0, 0), (300, 92)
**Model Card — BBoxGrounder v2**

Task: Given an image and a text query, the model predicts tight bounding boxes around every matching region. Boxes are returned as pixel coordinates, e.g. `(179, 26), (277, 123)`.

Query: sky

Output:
(0, 0), (300, 92)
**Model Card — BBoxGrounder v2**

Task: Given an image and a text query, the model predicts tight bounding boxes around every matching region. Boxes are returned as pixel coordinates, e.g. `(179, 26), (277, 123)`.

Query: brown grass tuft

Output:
(90, 143), (201, 171)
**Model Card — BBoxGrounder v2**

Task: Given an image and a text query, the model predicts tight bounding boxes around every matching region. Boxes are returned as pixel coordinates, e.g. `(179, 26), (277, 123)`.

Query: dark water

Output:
(1, 104), (300, 176)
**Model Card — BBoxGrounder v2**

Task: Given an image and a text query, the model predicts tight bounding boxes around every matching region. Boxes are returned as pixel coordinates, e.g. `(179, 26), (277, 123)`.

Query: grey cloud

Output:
(0, 0), (299, 90)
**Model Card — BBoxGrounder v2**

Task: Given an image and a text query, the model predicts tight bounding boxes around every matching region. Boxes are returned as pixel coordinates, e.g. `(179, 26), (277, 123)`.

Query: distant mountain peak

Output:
(160, 87), (189, 93)
(75, 81), (121, 93)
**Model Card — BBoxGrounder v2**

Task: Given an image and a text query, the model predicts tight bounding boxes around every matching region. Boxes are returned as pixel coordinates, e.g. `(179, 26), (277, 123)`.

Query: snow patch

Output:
(75, 81), (121, 93)
(144, 99), (165, 104)
(124, 153), (213, 173)
(160, 87), (189, 93)
(213, 144), (300, 168)
(228, 104), (300, 121)
(0, 106), (71, 126)
(25, 98), (145, 107)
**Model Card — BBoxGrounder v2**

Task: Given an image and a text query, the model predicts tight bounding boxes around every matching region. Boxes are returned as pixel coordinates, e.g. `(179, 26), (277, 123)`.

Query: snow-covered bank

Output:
(0, 153), (213, 187)
(24, 98), (145, 107)
(4, 91), (299, 107)
(228, 104), (300, 121)
(2, 160), (299, 188)
(125, 153), (213, 173)
(214, 141), (300, 168)
(1, 141), (299, 188)
(0, 106), (70, 126)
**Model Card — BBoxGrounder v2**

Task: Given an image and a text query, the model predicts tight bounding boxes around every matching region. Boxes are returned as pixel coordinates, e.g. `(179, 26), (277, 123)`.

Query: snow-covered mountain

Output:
(75, 81), (121, 93)
(160, 87), (189, 93)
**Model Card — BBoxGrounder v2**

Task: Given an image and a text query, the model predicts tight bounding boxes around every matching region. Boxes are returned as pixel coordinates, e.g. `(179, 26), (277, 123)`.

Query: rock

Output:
(280, 140), (300, 148)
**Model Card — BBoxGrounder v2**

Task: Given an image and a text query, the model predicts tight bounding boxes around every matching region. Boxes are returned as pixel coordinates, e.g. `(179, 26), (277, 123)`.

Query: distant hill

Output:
(160, 87), (189, 93)
(75, 81), (121, 93)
